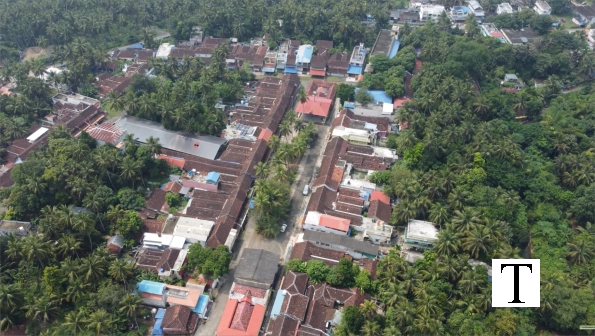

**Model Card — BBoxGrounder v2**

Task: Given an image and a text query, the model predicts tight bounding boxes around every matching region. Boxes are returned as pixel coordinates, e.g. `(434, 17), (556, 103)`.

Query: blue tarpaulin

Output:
(355, 89), (392, 104)
(284, 68), (297, 74)
(206, 171), (220, 184)
(152, 308), (166, 335)
(347, 65), (363, 75)
(136, 280), (166, 295)
(388, 40), (401, 59)
(193, 294), (210, 315)
(270, 290), (287, 319)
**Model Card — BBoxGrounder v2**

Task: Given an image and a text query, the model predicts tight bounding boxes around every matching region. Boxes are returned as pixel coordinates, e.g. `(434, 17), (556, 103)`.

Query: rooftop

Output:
(172, 217), (215, 243)
(290, 241), (350, 267)
(216, 298), (266, 336)
(296, 45), (314, 64)
(234, 249), (280, 289)
(115, 116), (227, 160)
(86, 123), (126, 144)
(301, 230), (379, 256)
(370, 29), (396, 57)
(406, 219), (438, 242)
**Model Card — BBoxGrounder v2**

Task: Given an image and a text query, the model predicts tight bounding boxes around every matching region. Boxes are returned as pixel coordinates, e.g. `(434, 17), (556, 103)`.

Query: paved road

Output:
(195, 123), (330, 336)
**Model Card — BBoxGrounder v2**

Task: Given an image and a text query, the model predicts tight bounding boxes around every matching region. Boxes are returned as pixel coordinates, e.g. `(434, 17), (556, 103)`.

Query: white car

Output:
(280, 224), (288, 233)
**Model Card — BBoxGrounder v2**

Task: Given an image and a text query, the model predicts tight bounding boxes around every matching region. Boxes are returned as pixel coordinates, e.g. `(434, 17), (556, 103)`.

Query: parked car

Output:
(303, 185), (309, 195)
(280, 224), (288, 233)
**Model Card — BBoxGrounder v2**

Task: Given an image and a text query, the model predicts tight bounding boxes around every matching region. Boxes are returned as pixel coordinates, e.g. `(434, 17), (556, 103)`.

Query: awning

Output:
(310, 69), (326, 77)
(263, 67), (276, 73)
(284, 68), (297, 74)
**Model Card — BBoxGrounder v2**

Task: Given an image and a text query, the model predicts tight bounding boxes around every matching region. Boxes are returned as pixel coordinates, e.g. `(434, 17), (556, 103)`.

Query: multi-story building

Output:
(534, 0), (552, 15)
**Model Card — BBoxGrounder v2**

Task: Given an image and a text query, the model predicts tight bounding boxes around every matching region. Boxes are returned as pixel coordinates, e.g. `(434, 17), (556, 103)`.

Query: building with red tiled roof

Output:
(304, 211), (351, 236)
(393, 97), (411, 109)
(367, 199), (392, 223)
(146, 188), (169, 213)
(161, 305), (199, 335)
(289, 241), (350, 267)
(86, 123), (126, 145)
(216, 296), (266, 336)
(296, 80), (337, 122)
(370, 190), (390, 205)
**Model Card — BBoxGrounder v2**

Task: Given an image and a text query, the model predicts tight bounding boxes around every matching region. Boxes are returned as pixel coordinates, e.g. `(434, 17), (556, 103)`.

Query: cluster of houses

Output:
(0, 93), (106, 188)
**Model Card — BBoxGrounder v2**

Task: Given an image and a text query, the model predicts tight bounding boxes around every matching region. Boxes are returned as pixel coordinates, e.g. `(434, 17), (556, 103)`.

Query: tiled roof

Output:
(368, 199), (392, 223)
(233, 284), (267, 299)
(281, 292), (309, 322)
(290, 241), (348, 267)
(370, 191), (390, 205)
(146, 188), (167, 213)
(281, 271), (309, 295)
(217, 298), (266, 336)
(86, 123), (125, 144)
(161, 305), (198, 334)
(230, 301), (254, 331)
(315, 40), (333, 54)
(319, 214), (350, 232)
(359, 258), (378, 279)
(326, 52), (350, 74)
(267, 315), (300, 336)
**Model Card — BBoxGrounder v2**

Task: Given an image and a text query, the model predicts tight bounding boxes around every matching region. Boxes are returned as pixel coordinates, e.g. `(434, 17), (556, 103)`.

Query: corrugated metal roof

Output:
(137, 280), (166, 295)
(115, 116), (227, 160)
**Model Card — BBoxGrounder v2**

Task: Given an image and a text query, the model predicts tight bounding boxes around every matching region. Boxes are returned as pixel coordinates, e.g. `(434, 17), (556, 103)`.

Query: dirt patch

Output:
(22, 46), (53, 62)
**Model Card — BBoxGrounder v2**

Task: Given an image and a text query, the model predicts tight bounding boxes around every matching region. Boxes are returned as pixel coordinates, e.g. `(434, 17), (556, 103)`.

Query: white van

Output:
(303, 185), (309, 196)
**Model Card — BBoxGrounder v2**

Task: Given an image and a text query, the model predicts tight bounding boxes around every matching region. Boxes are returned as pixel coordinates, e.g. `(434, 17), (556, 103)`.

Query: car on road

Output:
(303, 185), (309, 195)
(280, 223), (288, 233)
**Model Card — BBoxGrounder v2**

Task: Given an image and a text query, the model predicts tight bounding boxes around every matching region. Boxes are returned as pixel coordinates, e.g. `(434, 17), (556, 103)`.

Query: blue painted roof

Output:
(355, 89), (393, 104)
(388, 40), (401, 59)
(360, 190), (371, 201)
(270, 290), (286, 318)
(297, 45), (313, 64)
(128, 42), (144, 49)
(206, 171), (220, 184)
(152, 318), (164, 335)
(284, 68), (297, 74)
(137, 280), (166, 295)
(347, 65), (363, 75)
(155, 308), (166, 319)
(194, 294), (210, 314)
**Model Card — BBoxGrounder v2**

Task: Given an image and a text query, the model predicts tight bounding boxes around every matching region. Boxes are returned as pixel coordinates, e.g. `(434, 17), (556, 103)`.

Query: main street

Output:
(196, 122), (331, 336)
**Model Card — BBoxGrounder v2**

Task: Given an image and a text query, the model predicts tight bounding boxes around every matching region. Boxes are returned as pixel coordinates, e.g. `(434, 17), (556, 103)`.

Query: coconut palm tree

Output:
(119, 156), (142, 187)
(393, 300), (416, 332)
(428, 203), (450, 226)
(254, 162), (269, 179)
(63, 309), (86, 336)
(383, 325), (402, 336)
(360, 300), (377, 319)
(567, 238), (594, 265)
(458, 269), (486, 294)
(145, 136), (162, 157)
(434, 226), (461, 256)
(23, 235), (52, 268)
(361, 321), (381, 336)
(0, 284), (23, 317)
(56, 234), (82, 258)
(451, 207), (482, 232)
(85, 309), (113, 335)
(119, 294), (142, 327)
(462, 225), (493, 258)
(66, 278), (90, 303)
(109, 258), (134, 288)
(24, 295), (60, 326)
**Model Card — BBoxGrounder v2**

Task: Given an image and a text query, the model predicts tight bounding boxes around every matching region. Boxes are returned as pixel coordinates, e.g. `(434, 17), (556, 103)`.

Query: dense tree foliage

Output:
(349, 21), (595, 336)
(253, 112), (317, 237)
(184, 244), (232, 279)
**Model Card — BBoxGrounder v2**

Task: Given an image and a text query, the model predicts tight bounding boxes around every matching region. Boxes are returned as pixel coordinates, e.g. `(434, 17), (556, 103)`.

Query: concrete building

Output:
(403, 219), (438, 250)
(172, 217), (215, 245)
(347, 44), (366, 78)
(299, 230), (378, 259)
(467, 0), (485, 20)
(296, 45), (313, 74)
(450, 6), (470, 21)
(419, 5), (445, 21)
(533, 0), (551, 15)
(481, 23), (506, 43)
(497, 3), (514, 14)
(304, 211), (351, 236)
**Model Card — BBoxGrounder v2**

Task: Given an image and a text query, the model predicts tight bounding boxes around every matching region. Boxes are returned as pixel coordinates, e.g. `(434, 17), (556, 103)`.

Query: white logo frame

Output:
(492, 259), (541, 308)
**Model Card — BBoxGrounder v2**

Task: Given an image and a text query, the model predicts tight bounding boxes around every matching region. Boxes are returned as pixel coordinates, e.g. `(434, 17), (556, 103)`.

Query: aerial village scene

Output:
(0, 0), (594, 335)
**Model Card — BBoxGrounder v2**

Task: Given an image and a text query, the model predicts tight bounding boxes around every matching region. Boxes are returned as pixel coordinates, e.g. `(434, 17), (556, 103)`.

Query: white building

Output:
(467, 0), (485, 20)
(497, 3), (514, 14)
(450, 6), (470, 21)
(419, 5), (445, 21)
(361, 219), (394, 245)
(142, 233), (186, 249)
(403, 219), (438, 250)
(304, 211), (351, 236)
(533, 0), (551, 15)
(172, 217), (215, 245)
(156, 43), (175, 59)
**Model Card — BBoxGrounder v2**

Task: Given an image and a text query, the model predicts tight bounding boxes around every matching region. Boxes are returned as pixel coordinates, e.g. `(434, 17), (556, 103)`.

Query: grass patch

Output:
(103, 104), (122, 118)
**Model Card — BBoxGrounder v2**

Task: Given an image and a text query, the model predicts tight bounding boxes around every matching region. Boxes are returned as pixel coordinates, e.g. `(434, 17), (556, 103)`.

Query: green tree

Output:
(305, 260), (330, 284)
(113, 211), (143, 237)
(336, 83), (356, 104)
